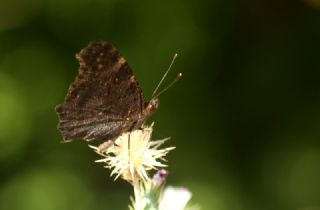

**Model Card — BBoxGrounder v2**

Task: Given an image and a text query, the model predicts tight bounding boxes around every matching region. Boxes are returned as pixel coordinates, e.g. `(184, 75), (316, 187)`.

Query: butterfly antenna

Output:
(152, 72), (182, 100)
(152, 53), (178, 97)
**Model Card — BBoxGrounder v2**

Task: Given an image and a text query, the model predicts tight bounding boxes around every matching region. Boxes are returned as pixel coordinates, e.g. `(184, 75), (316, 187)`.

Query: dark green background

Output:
(1, 0), (320, 209)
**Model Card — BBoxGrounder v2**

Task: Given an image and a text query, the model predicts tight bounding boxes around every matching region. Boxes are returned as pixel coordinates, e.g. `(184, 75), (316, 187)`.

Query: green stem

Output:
(133, 180), (141, 210)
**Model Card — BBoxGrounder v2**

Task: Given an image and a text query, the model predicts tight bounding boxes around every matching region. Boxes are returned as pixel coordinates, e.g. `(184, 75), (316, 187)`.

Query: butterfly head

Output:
(144, 98), (159, 116)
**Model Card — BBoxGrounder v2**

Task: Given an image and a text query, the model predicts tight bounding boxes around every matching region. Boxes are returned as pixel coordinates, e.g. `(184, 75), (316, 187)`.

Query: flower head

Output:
(90, 124), (175, 182)
(152, 169), (168, 188)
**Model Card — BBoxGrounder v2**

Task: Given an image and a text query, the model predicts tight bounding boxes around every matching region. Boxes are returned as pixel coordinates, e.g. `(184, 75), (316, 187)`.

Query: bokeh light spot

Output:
(0, 72), (30, 160)
(0, 168), (94, 210)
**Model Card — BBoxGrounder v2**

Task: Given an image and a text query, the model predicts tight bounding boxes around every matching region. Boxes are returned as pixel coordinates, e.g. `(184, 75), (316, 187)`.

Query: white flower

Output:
(159, 186), (192, 210)
(129, 171), (197, 210)
(90, 124), (175, 182)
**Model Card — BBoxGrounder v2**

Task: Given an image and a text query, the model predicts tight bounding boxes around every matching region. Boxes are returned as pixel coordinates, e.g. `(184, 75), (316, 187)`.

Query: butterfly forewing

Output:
(55, 41), (144, 141)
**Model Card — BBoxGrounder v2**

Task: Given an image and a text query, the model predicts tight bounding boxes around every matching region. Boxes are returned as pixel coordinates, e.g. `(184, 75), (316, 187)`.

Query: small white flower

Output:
(90, 124), (175, 182)
(159, 186), (192, 210)
(129, 171), (198, 210)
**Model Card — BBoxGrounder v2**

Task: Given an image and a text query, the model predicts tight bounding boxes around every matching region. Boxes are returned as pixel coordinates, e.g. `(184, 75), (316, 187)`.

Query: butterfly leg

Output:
(97, 140), (114, 154)
(128, 131), (131, 151)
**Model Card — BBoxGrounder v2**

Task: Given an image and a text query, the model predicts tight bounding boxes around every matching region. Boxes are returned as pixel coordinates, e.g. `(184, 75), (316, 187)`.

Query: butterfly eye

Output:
(149, 98), (159, 110)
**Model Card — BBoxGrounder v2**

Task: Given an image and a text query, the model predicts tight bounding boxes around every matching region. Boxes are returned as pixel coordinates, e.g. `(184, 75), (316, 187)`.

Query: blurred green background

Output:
(1, 0), (320, 209)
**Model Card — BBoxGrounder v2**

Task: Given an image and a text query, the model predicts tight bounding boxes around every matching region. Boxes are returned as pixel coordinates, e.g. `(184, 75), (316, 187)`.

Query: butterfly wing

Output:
(55, 41), (144, 141)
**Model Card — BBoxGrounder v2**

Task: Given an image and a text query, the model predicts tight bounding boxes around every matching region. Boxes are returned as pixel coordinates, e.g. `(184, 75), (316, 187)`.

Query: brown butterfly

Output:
(55, 40), (160, 143)
(55, 41), (179, 143)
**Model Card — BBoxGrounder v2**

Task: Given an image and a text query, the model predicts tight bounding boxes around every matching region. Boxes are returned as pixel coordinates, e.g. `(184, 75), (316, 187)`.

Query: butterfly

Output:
(55, 40), (180, 144)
